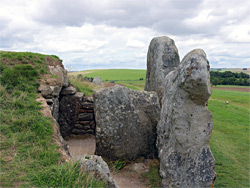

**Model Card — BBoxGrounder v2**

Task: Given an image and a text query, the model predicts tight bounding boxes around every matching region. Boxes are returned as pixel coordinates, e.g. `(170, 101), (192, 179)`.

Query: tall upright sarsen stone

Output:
(157, 49), (216, 187)
(145, 36), (180, 101)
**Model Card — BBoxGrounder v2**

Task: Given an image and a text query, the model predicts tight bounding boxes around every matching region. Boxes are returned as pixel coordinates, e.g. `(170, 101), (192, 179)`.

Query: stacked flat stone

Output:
(73, 98), (96, 135)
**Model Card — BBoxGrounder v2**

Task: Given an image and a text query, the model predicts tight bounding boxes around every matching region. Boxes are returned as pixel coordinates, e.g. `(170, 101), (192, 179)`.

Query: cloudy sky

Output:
(0, 0), (249, 70)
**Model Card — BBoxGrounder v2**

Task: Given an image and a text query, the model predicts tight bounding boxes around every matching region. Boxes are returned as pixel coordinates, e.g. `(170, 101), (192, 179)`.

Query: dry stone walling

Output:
(145, 36), (180, 103)
(157, 49), (216, 187)
(94, 85), (160, 160)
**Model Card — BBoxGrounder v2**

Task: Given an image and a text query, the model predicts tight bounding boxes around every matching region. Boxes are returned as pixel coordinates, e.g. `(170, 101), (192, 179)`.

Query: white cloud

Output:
(126, 40), (146, 48)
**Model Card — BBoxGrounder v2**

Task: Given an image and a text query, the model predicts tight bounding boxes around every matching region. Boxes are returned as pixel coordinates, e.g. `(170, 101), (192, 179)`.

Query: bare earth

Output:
(65, 134), (96, 157)
(213, 87), (250, 92)
(111, 168), (147, 188)
(65, 135), (148, 188)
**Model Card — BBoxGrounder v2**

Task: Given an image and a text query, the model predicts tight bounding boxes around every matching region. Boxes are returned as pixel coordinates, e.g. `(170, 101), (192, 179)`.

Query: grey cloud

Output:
(34, 0), (201, 35)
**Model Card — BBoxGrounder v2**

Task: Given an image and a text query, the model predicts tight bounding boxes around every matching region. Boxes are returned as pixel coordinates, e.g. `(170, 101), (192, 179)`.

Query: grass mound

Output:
(0, 51), (105, 187)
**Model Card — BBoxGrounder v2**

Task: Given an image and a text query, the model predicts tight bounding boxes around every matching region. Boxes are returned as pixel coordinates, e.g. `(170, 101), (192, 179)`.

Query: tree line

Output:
(210, 71), (250, 86)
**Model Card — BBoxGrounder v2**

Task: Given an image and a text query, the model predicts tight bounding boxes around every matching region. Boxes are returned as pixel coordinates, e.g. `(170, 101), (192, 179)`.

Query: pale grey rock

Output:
(157, 49), (216, 187)
(145, 36), (180, 102)
(50, 86), (61, 96)
(49, 65), (69, 87)
(94, 85), (160, 160)
(93, 76), (103, 86)
(77, 155), (119, 188)
(60, 86), (77, 95)
(38, 85), (53, 99)
(51, 98), (59, 121)
(130, 163), (149, 173)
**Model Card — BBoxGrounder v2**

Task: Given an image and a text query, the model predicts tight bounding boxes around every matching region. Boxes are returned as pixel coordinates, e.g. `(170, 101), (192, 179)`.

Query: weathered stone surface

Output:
(49, 65), (69, 87)
(94, 85), (160, 160)
(60, 86), (77, 95)
(58, 92), (84, 137)
(79, 109), (94, 113)
(93, 76), (103, 86)
(77, 155), (118, 188)
(145, 36), (180, 102)
(74, 124), (91, 129)
(78, 113), (93, 121)
(72, 129), (94, 135)
(81, 102), (94, 109)
(51, 98), (59, 121)
(157, 49), (216, 187)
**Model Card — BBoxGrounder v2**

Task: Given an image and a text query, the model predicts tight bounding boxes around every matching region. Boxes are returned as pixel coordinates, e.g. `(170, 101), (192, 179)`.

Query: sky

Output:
(0, 0), (250, 70)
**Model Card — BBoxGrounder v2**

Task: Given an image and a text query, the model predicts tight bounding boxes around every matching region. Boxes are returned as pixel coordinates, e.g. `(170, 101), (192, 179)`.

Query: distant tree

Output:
(212, 77), (219, 86)
(210, 70), (249, 86)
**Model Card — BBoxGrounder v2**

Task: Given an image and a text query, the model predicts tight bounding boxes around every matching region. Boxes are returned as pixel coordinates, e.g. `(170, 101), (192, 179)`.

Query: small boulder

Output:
(60, 86), (77, 95)
(93, 76), (103, 86)
(130, 163), (149, 173)
(77, 155), (118, 188)
(49, 65), (69, 87)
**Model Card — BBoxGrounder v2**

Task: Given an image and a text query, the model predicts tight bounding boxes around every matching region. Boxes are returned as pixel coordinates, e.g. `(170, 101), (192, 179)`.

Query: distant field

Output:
(69, 69), (147, 91)
(69, 69), (146, 81)
(69, 69), (250, 187)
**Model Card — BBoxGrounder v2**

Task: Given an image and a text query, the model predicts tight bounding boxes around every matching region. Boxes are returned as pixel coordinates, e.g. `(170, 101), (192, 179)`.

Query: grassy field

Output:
(69, 69), (146, 92)
(70, 69), (250, 187)
(208, 89), (249, 187)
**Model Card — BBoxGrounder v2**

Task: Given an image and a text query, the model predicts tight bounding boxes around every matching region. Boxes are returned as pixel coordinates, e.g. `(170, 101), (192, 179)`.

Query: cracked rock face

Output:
(157, 49), (216, 187)
(94, 85), (160, 160)
(145, 36), (180, 102)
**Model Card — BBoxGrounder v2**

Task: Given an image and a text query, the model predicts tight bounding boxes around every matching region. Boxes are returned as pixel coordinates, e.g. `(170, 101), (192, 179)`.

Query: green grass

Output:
(70, 69), (146, 82)
(214, 85), (250, 88)
(209, 90), (250, 187)
(0, 52), (105, 187)
(69, 69), (146, 92)
(143, 161), (161, 188)
(210, 89), (249, 108)
(70, 78), (101, 97)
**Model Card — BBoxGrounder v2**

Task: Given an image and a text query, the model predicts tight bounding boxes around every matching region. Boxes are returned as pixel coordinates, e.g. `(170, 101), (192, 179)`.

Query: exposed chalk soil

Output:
(65, 134), (96, 158)
(111, 167), (148, 188)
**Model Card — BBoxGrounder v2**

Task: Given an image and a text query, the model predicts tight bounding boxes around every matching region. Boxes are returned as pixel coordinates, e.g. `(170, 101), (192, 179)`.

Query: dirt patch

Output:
(111, 168), (148, 188)
(65, 135), (96, 158)
(213, 87), (250, 92)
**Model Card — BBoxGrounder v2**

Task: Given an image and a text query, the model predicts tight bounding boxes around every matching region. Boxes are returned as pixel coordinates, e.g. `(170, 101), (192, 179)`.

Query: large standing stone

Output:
(157, 49), (216, 187)
(94, 85), (160, 160)
(145, 36), (180, 102)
